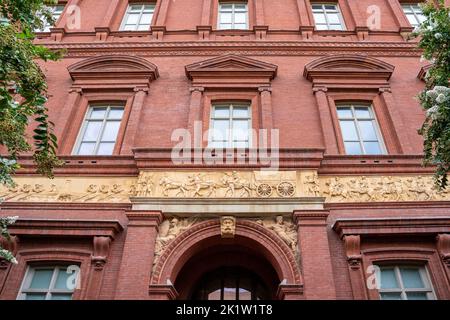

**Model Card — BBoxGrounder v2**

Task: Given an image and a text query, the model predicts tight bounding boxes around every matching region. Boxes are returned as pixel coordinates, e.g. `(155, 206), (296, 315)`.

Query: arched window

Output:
(191, 267), (270, 300)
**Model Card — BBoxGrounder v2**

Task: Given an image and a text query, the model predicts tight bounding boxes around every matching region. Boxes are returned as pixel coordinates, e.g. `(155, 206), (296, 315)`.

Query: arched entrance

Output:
(150, 219), (304, 300)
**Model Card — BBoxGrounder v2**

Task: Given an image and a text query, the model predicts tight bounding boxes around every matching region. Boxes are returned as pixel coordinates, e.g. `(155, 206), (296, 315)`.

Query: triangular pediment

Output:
(186, 54), (278, 80)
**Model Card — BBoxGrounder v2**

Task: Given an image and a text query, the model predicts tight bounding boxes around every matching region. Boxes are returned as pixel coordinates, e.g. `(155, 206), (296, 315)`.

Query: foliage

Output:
(0, 216), (18, 263)
(0, 0), (64, 187)
(412, 0), (450, 189)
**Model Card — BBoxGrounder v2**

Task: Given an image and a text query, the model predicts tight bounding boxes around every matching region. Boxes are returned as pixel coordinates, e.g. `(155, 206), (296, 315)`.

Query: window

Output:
(120, 3), (155, 31)
(337, 104), (385, 155)
(209, 103), (251, 148)
(74, 105), (125, 156)
(192, 267), (270, 300)
(218, 2), (248, 30)
(311, 3), (345, 30)
(36, 5), (65, 32)
(18, 266), (78, 300)
(402, 3), (425, 27)
(378, 265), (435, 300)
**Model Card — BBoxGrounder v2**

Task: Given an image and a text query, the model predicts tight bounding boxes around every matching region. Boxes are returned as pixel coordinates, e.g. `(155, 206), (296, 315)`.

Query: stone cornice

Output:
(40, 41), (422, 57)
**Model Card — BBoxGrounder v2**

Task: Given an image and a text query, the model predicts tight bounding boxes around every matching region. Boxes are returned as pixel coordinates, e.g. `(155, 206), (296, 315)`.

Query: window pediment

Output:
(304, 54), (395, 88)
(68, 55), (159, 89)
(185, 54), (277, 88)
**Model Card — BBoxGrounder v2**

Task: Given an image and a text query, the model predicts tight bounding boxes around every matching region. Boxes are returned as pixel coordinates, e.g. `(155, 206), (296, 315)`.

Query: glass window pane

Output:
(238, 288), (252, 300)
(313, 13), (327, 24)
(83, 121), (102, 141)
(406, 14), (418, 26)
(233, 107), (249, 118)
(220, 4), (233, 10)
(137, 24), (150, 31)
(29, 269), (53, 289)
(50, 293), (72, 300)
(234, 141), (249, 148)
(354, 107), (372, 118)
(141, 13), (153, 24)
(90, 108), (107, 119)
(220, 13), (232, 24)
(78, 142), (96, 155)
(233, 121), (249, 140)
(312, 4), (323, 11)
(380, 268), (398, 289)
(327, 13), (340, 24)
(25, 293), (47, 300)
(400, 268), (424, 288)
(212, 120), (229, 140)
(123, 24), (136, 31)
(97, 143), (115, 155)
(344, 142), (362, 155)
(208, 289), (222, 300)
(214, 107), (230, 118)
(108, 108), (124, 119)
(380, 292), (402, 300)
(234, 4), (247, 11)
(337, 108), (353, 119)
(315, 24), (329, 30)
(234, 13), (247, 24)
(363, 142), (382, 155)
(402, 6), (413, 13)
(325, 5), (338, 11)
(406, 292), (428, 300)
(126, 13), (139, 25)
(143, 5), (155, 11)
(330, 24), (344, 30)
(339, 121), (359, 140)
(219, 24), (232, 29)
(130, 5), (143, 12)
(102, 121), (121, 141)
(234, 24), (247, 29)
(54, 268), (70, 290)
(359, 121), (378, 141)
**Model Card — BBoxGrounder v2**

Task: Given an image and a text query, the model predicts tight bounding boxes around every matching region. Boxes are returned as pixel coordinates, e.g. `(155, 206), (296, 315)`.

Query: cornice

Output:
(40, 41), (423, 57)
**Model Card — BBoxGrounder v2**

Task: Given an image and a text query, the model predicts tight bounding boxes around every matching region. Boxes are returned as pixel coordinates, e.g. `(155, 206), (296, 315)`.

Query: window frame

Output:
(119, 2), (156, 31)
(209, 102), (252, 149)
(217, 2), (249, 30)
(311, 2), (346, 31)
(336, 103), (387, 155)
(36, 4), (66, 32)
(377, 265), (436, 300)
(72, 103), (126, 156)
(17, 265), (78, 300)
(401, 3), (425, 28)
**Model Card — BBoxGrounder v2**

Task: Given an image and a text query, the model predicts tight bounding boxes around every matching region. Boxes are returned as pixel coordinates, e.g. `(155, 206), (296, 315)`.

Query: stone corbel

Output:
(148, 284), (179, 300)
(49, 27), (65, 42)
(299, 26), (314, 40)
(91, 236), (112, 270)
(276, 283), (304, 300)
(344, 235), (362, 270)
(355, 26), (370, 41)
(0, 235), (19, 269)
(196, 26), (212, 40)
(254, 26), (269, 40)
(399, 26), (415, 41)
(437, 234), (450, 267)
(151, 26), (166, 41)
(95, 27), (110, 42)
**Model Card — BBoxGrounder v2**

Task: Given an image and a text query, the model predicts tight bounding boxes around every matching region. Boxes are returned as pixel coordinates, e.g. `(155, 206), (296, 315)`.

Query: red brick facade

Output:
(1, 0), (450, 300)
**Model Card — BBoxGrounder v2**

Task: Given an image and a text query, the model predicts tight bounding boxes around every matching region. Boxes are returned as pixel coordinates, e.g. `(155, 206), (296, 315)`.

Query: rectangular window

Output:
(74, 104), (125, 156)
(337, 104), (385, 155)
(402, 4), (425, 27)
(311, 3), (345, 30)
(209, 103), (251, 148)
(36, 5), (65, 32)
(120, 3), (155, 31)
(218, 2), (248, 30)
(18, 266), (79, 300)
(378, 265), (435, 300)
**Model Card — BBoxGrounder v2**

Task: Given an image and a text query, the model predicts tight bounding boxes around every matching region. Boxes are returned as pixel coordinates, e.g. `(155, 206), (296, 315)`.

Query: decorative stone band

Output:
(0, 171), (449, 203)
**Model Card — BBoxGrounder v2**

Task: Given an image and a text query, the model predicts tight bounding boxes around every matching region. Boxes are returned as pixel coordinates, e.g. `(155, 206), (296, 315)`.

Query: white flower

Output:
(426, 89), (438, 99)
(6, 216), (18, 225)
(435, 33), (442, 39)
(434, 86), (449, 93)
(11, 257), (18, 264)
(436, 93), (447, 104)
(426, 105), (439, 117)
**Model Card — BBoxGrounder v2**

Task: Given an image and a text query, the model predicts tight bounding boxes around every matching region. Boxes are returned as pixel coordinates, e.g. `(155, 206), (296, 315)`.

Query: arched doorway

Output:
(150, 220), (303, 300)
(175, 243), (279, 300)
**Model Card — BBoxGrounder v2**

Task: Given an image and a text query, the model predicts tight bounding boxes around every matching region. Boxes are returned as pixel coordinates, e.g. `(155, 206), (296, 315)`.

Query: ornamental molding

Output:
(185, 54), (277, 88)
(40, 41), (423, 57)
(0, 171), (449, 203)
(304, 54), (395, 88)
(67, 54), (159, 90)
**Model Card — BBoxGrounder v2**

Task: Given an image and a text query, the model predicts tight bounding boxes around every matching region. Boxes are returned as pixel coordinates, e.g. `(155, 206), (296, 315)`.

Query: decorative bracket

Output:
(0, 235), (19, 269)
(344, 235), (362, 270)
(91, 236), (112, 270)
(437, 234), (450, 267)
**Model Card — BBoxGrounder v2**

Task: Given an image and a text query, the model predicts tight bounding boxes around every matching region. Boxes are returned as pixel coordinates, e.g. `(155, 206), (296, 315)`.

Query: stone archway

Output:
(149, 219), (303, 300)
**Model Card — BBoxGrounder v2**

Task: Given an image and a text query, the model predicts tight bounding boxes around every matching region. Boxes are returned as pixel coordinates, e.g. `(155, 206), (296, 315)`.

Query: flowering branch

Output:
(0, 215), (19, 264)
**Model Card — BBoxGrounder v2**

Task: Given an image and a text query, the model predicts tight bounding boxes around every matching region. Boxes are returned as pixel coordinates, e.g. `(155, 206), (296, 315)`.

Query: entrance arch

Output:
(150, 219), (303, 300)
